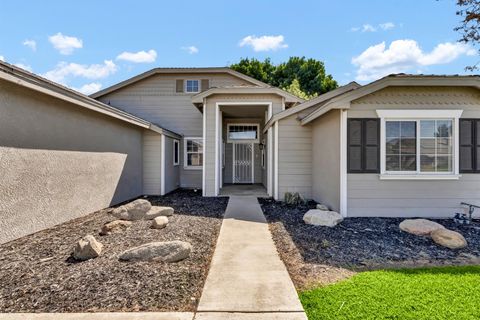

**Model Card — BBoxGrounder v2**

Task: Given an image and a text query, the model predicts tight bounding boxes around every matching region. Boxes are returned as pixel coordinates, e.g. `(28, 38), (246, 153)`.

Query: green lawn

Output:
(300, 266), (480, 320)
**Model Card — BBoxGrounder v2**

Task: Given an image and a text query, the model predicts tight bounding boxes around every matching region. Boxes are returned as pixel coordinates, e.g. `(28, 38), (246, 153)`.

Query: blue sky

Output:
(1, 0), (478, 94)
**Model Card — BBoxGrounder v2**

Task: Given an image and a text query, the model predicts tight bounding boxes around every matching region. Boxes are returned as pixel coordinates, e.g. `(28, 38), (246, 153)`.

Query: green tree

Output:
(230, 57), (337, 99)
(455, 0), (480, 70)
(281, 78), (318, 100)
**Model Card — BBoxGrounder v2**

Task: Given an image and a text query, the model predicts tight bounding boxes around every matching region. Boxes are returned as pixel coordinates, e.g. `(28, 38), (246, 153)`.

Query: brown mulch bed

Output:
(259, 198), (480, 290)
(0, 189), (227, 313)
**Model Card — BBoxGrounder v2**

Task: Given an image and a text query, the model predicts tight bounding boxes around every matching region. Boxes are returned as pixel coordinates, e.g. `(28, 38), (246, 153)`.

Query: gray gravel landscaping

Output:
(259, 198), (480, 289)
(0, 189), (227, 312)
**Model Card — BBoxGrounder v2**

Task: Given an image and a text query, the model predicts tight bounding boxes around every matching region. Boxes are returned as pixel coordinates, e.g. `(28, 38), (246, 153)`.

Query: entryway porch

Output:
(219, 183), (268, 197)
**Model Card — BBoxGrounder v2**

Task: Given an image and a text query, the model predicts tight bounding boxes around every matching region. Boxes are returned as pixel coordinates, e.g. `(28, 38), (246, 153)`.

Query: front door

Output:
(233, 142), (254, 183)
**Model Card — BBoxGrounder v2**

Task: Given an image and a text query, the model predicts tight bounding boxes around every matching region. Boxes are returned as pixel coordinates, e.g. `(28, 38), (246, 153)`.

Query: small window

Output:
(227, 124), (259, 142)
(185, 80), (199, 93)
(184, 138), (203, 169)
(173, 140), (179, 166)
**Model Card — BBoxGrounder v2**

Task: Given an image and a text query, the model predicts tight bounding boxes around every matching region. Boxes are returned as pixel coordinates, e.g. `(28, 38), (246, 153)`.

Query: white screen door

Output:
(233, 143), (254, 183)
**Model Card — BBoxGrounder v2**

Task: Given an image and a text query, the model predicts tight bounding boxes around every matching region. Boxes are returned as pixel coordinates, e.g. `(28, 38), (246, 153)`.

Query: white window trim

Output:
(184, 137), (203, 170)
(226, 123), (260, 143)
(185, 79), (200, 93)
(173, 139), (180, 166)
(376, 109), (463, 180)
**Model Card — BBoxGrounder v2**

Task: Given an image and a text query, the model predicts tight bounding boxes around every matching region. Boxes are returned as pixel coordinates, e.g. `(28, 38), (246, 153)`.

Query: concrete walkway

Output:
(197, 196), (306, 319)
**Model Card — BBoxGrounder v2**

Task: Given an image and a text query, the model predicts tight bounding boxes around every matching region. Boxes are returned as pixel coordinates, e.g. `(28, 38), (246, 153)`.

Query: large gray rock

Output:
(145, 206), (174, 219)
(73, 235), (103, 261)
(111, 199), (152, 221)
(152, 216), (169, 229)
(303, 209), (343, 227)
(399, 219), (445, 236)
(431, 229), (467, 249)
(119, 241), (191, 262)
(100, 220), (132, 235)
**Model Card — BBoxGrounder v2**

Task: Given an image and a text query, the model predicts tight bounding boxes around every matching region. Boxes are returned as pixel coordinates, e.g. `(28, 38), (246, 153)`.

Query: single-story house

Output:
(1, 60), (479, 243)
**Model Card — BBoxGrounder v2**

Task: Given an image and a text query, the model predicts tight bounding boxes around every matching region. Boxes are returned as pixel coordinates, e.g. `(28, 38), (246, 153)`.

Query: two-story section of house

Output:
(91, 68), (303, 198)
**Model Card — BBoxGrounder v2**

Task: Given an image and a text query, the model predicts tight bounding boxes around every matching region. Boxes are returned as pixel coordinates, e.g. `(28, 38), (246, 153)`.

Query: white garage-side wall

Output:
(347, 86), (480, 217)
(0, 79), (144, 244)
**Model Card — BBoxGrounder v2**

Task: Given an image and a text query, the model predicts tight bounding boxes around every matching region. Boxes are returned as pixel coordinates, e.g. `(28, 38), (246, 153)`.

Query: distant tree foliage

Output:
(455, 0), (480, 70)
(230, 57), (338, 99)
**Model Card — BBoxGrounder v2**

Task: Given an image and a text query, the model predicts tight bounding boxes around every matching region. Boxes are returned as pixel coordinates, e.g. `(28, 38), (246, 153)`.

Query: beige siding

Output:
(98, 73), (253, 190)
(278, 114), (312, 199)
(311, 110), (341, 211)
(348, 174), (480, 217)
(0, 79), (143, 244)
(143, 131), (161, 195)
(347, 86), (480, 217)
(349, 86), (480, 117)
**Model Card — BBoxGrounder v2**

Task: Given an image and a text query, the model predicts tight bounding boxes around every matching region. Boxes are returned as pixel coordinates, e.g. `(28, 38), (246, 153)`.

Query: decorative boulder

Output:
(152, 216), (169, 229)
(399, 219), (445, 236)
(303, 209), (343, 227)
(119, 241), (191, 262)
(431, 229), (467, 249)
(111, 199), (152, 221)
(100, 220), (132, 235)
(73, 235), (103, 261)
(316, 204), (329, 211)
(145, 206), (174, 219)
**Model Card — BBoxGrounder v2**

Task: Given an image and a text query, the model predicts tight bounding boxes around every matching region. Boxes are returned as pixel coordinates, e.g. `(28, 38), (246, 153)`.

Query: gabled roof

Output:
(90, 67), (269, 98)
(0, 61), (181, 139)
(301, 74), (480, 125)
(263, 82), (360, 132)
(191, 86), (304, 105)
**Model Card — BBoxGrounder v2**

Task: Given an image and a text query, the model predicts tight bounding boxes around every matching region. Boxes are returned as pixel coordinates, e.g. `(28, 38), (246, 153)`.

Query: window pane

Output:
(386, 122), (400, 138)
(420, 120), (436, 138)
(401, 121), (416, 138)
(386, 138), (399, 154)
(228, 125), (258, 140)
(437, 156), (452, 172)
(420, 138), (435, 154)
(437, 138), (451, 154)
(385, 121), (417, 172)
(436, 120), (452, 137)
(419, 120), (453, 173)
(402, 155), (416, 171)
(401, 138), (416, 154)
(421, 155), (435, 172)
(386, 155), (400, 171)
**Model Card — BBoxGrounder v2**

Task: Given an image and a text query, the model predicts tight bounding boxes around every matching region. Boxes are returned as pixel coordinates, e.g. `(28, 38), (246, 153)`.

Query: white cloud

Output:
(0, 55), (4, 61)
(49, 33), (83, 55)
(351, 22), (395, 32)
(43, 60), (117, 84)
(73, 82), (102, 95)
(379, 22), (395, 30)
(14, 63), (32, 72)
(352, 39), (476, 81)
(362, 24), (377, 32)
(116, 49), (157, 63)
(182, 46), (199, 54)
(239, 35), (288, 52)
(23, 39), (37, 51)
